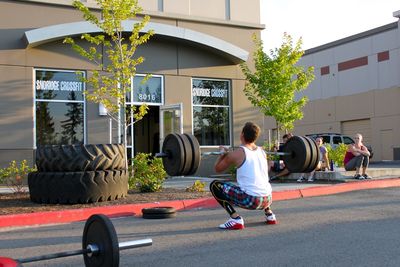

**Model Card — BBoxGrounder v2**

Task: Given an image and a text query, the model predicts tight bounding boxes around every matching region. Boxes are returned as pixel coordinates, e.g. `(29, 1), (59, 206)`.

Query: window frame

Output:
(191, 77), (232, 148)
(33, 68), (86, 148)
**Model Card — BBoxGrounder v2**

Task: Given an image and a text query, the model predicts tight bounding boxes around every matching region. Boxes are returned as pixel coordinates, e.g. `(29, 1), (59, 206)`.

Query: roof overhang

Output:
(23, 20), (249, 64)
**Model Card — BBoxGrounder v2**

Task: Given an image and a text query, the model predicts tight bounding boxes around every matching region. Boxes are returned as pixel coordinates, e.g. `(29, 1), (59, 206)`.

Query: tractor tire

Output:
(28, 170), (128, 204)
(35, 144), (126, 172)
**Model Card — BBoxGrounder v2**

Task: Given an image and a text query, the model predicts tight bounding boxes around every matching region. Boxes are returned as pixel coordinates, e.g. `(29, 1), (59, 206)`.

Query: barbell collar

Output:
(119, 239), (153, 250)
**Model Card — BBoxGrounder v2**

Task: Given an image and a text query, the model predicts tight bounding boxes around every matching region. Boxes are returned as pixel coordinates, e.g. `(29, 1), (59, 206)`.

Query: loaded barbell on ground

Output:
(156, 133), (320, 177)
(0, 214), (152, 267)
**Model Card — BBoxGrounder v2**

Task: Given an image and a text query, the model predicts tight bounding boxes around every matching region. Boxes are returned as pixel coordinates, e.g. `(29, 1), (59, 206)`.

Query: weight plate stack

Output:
(283, 136), (311, 173)
(303, 136), (320, 172)
(162, 134), (185, 176)
(183, 133), (201, 176)
(176, 134), (193, 176)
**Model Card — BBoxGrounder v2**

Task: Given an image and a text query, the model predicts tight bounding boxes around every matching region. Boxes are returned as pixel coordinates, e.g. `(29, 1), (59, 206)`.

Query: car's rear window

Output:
(321, 136), (330, 143)
(343, 136), (354, 144)
(333, 136), (342, 144)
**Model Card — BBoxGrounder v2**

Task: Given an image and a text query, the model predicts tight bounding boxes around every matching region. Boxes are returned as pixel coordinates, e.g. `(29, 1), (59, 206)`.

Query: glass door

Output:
(159, 103), (183, 151)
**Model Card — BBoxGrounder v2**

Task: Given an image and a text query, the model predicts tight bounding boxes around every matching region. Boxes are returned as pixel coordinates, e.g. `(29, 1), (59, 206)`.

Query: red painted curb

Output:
(1, 178), (399, 229)
(300, 178), (400, 197)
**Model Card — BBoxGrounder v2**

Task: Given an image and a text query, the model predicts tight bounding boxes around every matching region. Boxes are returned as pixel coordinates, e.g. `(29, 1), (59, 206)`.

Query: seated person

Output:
(343, 133), (371, 179)
(297, 137), (330, 182)
(270, 133), (293, 180)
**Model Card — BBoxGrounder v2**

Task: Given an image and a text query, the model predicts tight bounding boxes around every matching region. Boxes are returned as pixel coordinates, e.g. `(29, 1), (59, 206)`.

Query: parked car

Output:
(306, 133), (373, 158)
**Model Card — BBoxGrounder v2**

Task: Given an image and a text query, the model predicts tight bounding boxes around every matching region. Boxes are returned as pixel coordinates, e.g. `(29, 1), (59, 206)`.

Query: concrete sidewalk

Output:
(1, 161), (400, 229)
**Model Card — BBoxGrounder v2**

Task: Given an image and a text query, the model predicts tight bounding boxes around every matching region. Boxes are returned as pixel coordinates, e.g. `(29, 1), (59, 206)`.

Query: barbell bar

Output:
(156, 133), (320, 177)
(0, 214), (152, 267)
(201, 151), (291, 156)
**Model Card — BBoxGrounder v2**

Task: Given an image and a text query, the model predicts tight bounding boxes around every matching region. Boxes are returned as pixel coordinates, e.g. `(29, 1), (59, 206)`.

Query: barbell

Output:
(0, 214), (152, 267)
(156, 133), (320, 177)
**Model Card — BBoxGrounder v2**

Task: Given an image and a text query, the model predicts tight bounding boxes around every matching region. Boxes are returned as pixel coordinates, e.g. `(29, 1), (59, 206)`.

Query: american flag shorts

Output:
(221, 182), (272, 210)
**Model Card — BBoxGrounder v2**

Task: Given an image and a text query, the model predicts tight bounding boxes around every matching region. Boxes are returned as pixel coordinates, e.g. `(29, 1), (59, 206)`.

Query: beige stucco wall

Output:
(0, 66), (34, 149)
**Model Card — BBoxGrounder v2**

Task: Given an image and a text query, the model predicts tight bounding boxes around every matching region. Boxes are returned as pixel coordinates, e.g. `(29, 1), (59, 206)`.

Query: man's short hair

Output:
(242, 122), (260, 143)
(282, 133), (293, 139)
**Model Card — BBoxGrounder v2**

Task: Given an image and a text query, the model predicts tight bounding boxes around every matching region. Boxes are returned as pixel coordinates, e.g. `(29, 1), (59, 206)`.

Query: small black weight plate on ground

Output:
(282, 136), (311, 173)
(183, 133), (201, 176)
(142, 207), (177, 219)
(82, 214), (119, 267)
(177, 134), (192, 176)
(162, 133), (185, 176)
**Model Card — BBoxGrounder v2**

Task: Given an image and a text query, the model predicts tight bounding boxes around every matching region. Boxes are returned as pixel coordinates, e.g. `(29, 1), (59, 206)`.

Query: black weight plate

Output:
(282, 136), (310, 173)
(142, 206), (177, 219)
(177, 134), (192, 176)
(143, 213), (177, 219)
(82, 214), (119, 267)
(305, 136), (320, 172)
(183, 133), (201, 176)
(142, 206), (176, 214)
(162, 134), (185, 176)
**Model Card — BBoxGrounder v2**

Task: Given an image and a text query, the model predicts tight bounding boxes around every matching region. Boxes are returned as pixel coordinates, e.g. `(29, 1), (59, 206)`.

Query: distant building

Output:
(265, 10), (400, 161)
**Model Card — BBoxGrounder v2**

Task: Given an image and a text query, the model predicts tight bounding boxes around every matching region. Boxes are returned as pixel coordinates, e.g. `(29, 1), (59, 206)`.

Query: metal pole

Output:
(17, 239), (152, 264)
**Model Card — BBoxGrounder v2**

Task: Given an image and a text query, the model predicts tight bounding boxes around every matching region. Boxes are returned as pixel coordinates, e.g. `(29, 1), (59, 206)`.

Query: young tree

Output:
(64, 0), (154, 146)
(240, 33), (315, 138)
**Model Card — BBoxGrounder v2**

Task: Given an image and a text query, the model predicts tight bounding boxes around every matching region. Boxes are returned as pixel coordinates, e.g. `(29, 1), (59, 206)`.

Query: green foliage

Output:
(263, 141), (279, 161)
(0, 160), (36, 193)
(129, 153), (166, 192)
(240, 33), (315, 132)
(186, 180), (206, 192)
(325, 143), (347, 167)
(64, 0), (153, 131)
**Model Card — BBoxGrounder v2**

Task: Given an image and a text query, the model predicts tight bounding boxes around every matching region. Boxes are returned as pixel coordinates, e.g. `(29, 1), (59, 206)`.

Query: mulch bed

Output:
(0, 189), (212, 216)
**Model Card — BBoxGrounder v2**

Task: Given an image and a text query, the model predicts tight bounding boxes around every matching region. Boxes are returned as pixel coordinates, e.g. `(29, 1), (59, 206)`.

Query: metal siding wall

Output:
(341, 119), (372, 145)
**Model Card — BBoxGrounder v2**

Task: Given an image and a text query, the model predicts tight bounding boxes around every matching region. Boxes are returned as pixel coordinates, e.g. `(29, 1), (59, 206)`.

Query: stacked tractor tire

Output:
(28, 144), (128, 204)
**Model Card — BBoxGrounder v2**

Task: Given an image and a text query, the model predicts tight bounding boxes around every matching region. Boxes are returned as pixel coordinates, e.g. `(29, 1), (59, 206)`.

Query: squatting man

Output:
(209, 122), (277, 230)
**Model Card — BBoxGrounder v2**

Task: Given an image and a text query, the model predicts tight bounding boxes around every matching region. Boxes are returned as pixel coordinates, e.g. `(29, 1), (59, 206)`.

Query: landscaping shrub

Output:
(129, 153), (166, 192)
(186, 180), (206, 192)
(0, 160), (36, 193)
(325, 143), (347, 167)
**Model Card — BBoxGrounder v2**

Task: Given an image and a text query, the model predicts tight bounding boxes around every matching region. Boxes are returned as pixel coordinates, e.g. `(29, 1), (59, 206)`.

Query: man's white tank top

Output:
(236, 146), (272, 196)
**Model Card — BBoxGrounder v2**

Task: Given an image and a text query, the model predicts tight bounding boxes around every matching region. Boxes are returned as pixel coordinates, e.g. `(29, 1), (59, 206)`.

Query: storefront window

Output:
(127, 74), (163, 105)
(35, 69), (85, 146)
(126, 74), (164, 156)
(192, 78), (231, 146)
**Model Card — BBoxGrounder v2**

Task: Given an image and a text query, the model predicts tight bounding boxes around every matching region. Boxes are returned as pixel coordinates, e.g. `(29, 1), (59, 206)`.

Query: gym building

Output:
(0, 0), (264, 176)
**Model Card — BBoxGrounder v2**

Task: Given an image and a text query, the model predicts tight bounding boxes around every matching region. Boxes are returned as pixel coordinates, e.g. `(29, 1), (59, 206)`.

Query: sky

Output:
(260, 0), (400, 51)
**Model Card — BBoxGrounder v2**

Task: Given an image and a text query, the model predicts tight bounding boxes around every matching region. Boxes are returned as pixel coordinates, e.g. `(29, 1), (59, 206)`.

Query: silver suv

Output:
(306, 133), (373, 158)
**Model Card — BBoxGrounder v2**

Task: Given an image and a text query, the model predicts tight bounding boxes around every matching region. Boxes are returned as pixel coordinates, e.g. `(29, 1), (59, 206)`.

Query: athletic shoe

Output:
(354, 174), (364, 180)
(307, 176), (315, 182)
(297, 176), (306, 183)
(362, 173), (372, 179)
(219, 217), (244, 230)
(265, 213), (278, 225)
